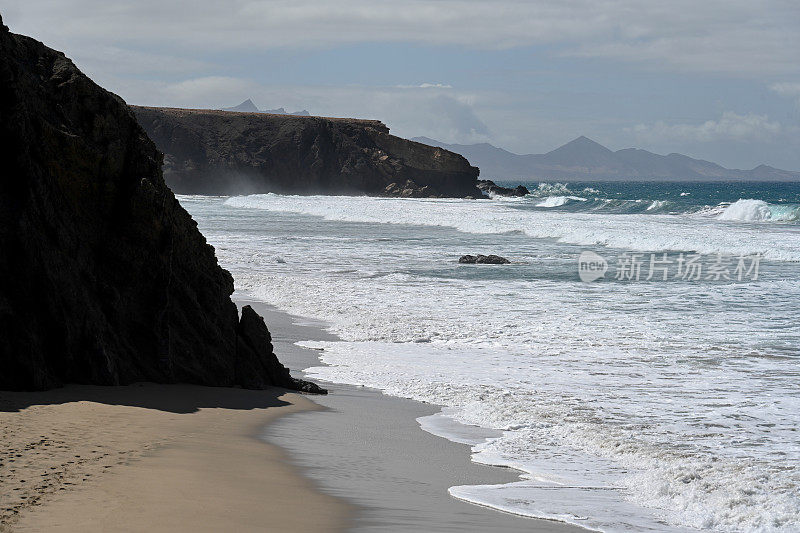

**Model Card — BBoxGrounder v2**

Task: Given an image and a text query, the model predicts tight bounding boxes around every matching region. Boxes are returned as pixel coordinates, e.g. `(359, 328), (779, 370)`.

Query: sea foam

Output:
(716, 199), (800, 222)
(184, 193), (800, 532)
(224, 194), (800, 260)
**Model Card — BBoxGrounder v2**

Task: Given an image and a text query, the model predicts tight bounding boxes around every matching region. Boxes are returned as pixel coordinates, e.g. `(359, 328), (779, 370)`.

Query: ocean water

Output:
(179, 181), (800, 533)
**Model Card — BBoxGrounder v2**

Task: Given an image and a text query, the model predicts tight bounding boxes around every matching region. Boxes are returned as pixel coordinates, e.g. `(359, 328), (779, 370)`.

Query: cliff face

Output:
(0, 16), (320, 393)
(131, 107), (482, 197)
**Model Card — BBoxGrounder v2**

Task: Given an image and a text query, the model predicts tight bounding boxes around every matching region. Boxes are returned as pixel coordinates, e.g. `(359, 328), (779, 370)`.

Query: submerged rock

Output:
(477, 180), (530, 197)
(131, 106), (482, 198)
(458, 255), (511, 264)
(0, 16), (323, 393)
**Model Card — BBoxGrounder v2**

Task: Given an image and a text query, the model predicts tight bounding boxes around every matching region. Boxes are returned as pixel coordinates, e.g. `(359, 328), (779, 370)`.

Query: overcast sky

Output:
(3, 1), (800, 170)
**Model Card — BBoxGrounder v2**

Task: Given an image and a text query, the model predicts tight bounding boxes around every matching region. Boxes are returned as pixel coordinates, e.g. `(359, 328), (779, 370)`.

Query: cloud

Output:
(426, 94), (490, 139)
(418, 83), (452, 89)
(73, 46), (212, 80)
(108, 75), (489, 143)
(97, 76), (261, 109)
(5, 0), (800, 77)
(395, 83), (453, 89)
(159, 77), (260, 106)
(771, 82), (800, 105)
(628, 112), (783, 143)
(771, 82), (800, 96)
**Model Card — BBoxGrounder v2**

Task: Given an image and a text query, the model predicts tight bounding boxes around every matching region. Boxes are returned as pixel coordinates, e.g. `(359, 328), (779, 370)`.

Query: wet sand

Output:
(244, 298), (585, 532)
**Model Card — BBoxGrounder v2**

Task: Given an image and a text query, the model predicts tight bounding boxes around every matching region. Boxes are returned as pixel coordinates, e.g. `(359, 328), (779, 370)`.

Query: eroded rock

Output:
(458, 255), (511, 264)
(477, 180), (530, 197)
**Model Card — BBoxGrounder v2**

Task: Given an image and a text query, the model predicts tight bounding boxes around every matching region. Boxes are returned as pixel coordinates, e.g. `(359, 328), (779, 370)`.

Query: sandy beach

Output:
(0, 384), (350, 532)
(0, 299), (583, 533)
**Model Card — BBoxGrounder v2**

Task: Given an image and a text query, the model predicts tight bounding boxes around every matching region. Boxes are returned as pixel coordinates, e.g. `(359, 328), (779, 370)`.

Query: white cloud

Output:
(395, 83), (453, 89)
(108, 76), (489, 144)
(160, 77), (260, 106)
(771, 82), (800, 106)
(5, 0), (799, 77)
(71, 46), (212, 81)
(771, 82), (800, 96)
(628, 112), (783, 143)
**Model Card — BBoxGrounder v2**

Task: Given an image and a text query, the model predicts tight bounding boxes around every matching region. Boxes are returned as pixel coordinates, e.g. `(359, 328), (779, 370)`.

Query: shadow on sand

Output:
(0, 383), (292, 414)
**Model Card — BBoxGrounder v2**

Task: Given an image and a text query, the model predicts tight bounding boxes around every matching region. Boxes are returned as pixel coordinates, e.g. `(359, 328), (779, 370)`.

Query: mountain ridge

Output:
(221, 99), (310, 116)
(411, 136), (800, 181)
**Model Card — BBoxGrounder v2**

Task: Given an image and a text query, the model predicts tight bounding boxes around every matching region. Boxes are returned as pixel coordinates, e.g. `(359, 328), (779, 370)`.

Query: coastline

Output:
(238, 296), (586, 532)
(0, 296), (583, 533)
(0, 384), (351, 532)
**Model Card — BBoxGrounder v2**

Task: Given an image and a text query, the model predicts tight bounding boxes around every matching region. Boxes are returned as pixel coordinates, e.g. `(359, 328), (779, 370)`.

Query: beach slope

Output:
(0, 384), (349, 532)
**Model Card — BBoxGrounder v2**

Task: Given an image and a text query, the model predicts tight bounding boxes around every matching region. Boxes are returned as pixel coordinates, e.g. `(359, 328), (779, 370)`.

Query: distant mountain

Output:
(223, 98), (260, 112)
(221, 99), (310, 116)
(411, 136), (800, 181)
(263, 107), (310, 116)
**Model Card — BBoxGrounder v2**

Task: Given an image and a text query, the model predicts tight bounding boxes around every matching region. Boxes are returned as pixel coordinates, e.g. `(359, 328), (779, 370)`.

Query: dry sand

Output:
(0, 384), (350, 532)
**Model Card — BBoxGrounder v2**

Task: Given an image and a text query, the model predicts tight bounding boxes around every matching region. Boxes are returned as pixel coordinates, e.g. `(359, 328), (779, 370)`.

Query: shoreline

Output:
(238, 296), (585, 532)
(1, 296), (584, 533)
(0, 384), (351, 532)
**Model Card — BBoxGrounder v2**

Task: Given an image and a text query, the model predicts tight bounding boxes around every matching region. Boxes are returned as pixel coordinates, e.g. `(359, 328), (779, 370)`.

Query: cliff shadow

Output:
(0, 383), (292, 414)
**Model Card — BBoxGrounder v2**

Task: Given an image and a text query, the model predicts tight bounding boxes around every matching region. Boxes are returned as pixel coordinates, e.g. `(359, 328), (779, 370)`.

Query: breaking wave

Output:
(716, 199), (800, 222)
(224, 193), (800, 261)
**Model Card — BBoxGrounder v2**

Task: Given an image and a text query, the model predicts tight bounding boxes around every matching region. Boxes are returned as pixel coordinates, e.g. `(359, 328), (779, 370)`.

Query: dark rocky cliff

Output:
(132, 106), (482, 197)
(0, 16), (321, 393)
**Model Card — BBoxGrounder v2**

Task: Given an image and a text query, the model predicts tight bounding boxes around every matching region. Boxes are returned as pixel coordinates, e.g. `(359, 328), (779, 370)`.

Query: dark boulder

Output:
(0, 17), (322, 393)
(131, 106), (482, 198)
(477, 179), (530, 197)
(459, 255), (511, 264)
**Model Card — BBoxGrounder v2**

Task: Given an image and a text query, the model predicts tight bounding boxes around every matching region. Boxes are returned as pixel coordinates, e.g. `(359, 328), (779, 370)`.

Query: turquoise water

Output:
(496, 181), (800, 219)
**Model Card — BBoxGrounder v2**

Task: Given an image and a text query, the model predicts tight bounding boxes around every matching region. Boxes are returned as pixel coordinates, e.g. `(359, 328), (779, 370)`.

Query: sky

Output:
(3, 0), (800, 170)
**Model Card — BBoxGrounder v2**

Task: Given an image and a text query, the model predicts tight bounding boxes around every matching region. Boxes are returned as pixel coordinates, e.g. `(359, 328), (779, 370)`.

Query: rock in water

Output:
(131, 106), (482, 198)
(458, 255), (511, 264)
(0, 17), (323, 393)
(477, 180), (530, 197)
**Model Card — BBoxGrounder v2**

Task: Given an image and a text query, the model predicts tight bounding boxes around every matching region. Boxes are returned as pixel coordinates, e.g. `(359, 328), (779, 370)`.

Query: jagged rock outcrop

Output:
(131, 106), (482, 198)
(477, 179), (530, 197)
(458, 255), (511, 264)
(0, 16), (322, 393)
(236, 306), (325, 394)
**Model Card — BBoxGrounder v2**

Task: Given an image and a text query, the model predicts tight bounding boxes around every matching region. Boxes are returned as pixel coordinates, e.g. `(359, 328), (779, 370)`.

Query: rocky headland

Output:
(131, 106), (482, 198)
(0, 15), (320, 393)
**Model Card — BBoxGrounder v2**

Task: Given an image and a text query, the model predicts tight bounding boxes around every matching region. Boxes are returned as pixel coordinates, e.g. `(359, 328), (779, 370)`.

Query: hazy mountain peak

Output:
(412, 136), (799, 181)
(221, 100), (310, 116)
(548, 135), (612, 155)
(225, 99), (259, 112)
